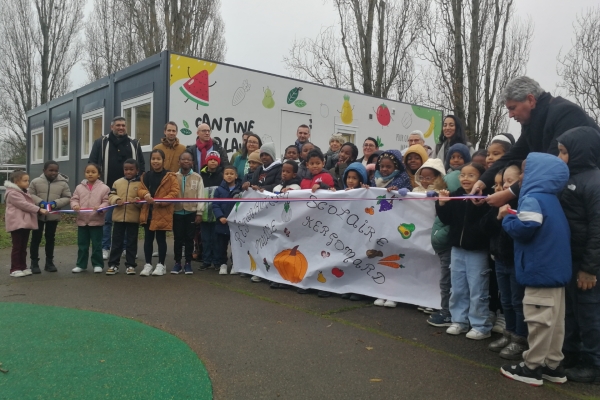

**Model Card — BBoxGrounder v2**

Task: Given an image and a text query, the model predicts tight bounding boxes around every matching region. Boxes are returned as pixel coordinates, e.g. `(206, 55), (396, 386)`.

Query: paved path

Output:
(1, 243), (599, 399)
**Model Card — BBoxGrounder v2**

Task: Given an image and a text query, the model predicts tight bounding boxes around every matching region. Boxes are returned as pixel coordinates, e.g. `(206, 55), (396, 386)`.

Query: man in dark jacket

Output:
(472, 76), (600, 206)
(88, 116), (146, 258)
(557, 127), (600, 384)
(186, 123), (229, 173)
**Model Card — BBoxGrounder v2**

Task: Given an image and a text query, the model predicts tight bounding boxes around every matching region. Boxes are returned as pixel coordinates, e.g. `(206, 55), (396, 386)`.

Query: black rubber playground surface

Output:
(0, 303), (211, 399)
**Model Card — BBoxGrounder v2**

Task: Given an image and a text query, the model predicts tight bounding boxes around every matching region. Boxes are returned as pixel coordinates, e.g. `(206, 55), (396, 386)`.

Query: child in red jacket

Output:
(300, 149), (335, 192)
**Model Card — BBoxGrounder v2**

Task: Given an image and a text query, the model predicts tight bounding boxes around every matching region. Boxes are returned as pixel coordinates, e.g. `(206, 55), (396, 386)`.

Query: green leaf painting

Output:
(183, 120), (190, 129)
(287, 87), (303, 104)
(376, 136), (384, 148)
(180, 128), (192, 135)
(294, 99), (307, 108)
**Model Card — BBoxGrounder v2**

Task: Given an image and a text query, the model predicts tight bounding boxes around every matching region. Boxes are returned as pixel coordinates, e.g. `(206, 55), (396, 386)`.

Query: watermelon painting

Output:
(179, 69), (216, 108)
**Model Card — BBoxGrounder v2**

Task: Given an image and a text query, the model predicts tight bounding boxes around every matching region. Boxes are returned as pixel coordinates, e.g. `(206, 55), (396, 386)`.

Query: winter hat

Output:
(205, 151), (221, 165)
(248, 150), (261, 163)
(342, 162), (368, 188)
(376, 149), (405, 173)
(444, 143), (471, 171)
(260, 142), (276, 160)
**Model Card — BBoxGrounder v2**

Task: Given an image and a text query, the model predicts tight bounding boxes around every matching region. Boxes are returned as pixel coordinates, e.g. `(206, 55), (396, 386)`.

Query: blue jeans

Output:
(102, 207), (114, 250)
(495, 260), (527, 337)
(564, 272), (600, 367)
(438, 249), (452, 317)
(200, 222), (216, 266)
(449, 247), (492, 333)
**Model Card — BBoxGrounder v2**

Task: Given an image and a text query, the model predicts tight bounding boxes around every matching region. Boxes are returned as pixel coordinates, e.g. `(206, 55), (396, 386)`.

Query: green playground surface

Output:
(0, 303), (212, 399)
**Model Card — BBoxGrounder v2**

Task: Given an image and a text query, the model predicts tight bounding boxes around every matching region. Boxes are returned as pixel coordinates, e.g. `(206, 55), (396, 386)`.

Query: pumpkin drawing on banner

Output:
(273, 245), (308, 283)
(281, 201), (292, 222)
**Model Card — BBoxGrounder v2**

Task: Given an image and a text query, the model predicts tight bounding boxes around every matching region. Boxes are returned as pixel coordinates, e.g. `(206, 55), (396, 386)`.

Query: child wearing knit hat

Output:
(243, 150), (262, 183)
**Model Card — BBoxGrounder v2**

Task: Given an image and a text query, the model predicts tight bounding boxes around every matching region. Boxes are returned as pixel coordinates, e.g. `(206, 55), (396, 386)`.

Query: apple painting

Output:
(331, 267), (344, 278)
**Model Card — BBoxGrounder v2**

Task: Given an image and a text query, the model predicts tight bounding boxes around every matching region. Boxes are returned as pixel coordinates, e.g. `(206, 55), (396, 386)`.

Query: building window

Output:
(31, 128), (44, 164)
(53, 120), (70, 161)
(122, 93), (153, 152)
(82, 109), (104, 158)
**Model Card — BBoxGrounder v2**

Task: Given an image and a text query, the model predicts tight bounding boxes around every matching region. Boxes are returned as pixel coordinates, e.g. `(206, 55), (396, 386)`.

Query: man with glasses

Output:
(186, 123), (230, 173)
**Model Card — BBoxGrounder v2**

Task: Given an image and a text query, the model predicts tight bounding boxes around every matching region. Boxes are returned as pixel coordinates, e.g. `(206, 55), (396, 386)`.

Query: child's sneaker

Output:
(446, 323), (469, 335)
(72, 267), (84, 273)
(427, 312), (452, 327)
(93, 267), (103, 273)
(374, 298), (385, 306)
(184, 262), (193, 275)
(126, 267), (136, 275)
(152, 263), (166, 276)
(501, 362), (543, 386)
(541, 364), (567, 384)
(250, 275), (262, 282)
(22, 268), (33, 276)
(423, 307), (436, 314)
(106, 266), (118, 275)
(466, 329), (491, 340)
(171, 263), (183, 274)
(229, 266), (239, 275)
(10, 270), (26, 277)
(140, 264), (153, 276)
(219, 264), (228, 275)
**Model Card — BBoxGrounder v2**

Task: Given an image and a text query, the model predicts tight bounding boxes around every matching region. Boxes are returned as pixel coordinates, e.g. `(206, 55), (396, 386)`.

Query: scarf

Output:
(374, 170), (400, 188)
(108, 131), (131, 163)
(262, 159), (282, 172)
(196, 137), (214, 168)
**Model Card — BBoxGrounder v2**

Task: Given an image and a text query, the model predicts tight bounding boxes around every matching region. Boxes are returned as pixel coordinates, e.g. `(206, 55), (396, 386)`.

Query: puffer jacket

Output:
(174, 170), (205, 215)
(558, 127), (600, 276)
(138, 171), (180, 231)
(71, 179), (110, 227)
(109, 176), (142, 224)
(250, 161), (283, 192)
(153, 137), (187, 173)
(435, 187), (491, 251)
(4, 181), (39, 232)
(29, 173), (71, 222)
(414, 158), (446, 193)
(403, 145), (429, 188)
(480, 198), (519, 266)
(503, 153), (571, 287)
(212, 178), (243, 235)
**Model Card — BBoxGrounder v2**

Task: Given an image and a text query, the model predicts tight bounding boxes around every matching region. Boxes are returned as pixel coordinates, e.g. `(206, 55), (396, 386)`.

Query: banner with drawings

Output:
(228, 188), (441, 308)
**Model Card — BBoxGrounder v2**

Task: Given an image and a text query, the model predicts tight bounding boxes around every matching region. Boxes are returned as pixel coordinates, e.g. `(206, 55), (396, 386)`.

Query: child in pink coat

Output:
(70, 163), (110, 273)
(4, 171), (48, 277)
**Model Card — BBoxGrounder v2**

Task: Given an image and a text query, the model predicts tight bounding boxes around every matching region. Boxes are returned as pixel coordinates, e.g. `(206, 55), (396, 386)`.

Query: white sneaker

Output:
(466, 329), (491, 340)
(219, 264), (228, 275)
(374, 298), (385, 307)
(72, 267), (84, 273)
(10, 270), (26, 277)
(102, 249), (109, 260)
(140, 264), (153, 276)
(93, 267), (103, 273)
(152, 251), (158, 257)
(250, 275), (262, 282)
(383, 300), (397, 308)
(229, 265), (239, 275)
(152, 263), (166, 276)
(22, 268), (33, 276)
(446, 323), (469, 335)
(493, 312), (506, 333)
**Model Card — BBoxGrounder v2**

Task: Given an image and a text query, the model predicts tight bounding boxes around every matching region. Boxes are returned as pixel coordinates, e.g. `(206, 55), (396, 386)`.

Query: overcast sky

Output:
(74, 0), (599, 137)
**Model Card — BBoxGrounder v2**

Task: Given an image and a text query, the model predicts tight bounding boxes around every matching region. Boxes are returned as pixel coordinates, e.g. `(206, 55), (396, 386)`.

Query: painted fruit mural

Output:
(411, 105), (441, 142)
(273, 245), (308, 283)
(262, 87), (275, 109)
(375, 103), (392, 127)
(180, 70), (211, 106)
(340, 95), (354, 124)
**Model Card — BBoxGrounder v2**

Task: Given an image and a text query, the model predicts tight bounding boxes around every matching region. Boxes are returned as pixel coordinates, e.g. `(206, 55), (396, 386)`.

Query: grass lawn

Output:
(0, 204), (149, 250)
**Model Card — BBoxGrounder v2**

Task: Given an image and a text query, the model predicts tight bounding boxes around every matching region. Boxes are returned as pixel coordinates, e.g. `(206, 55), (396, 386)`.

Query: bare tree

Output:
(284, 0), (429, 102)
(0, 0), (84, 160)
(557, 7), (600, 123)
(419, 0), (533, 146)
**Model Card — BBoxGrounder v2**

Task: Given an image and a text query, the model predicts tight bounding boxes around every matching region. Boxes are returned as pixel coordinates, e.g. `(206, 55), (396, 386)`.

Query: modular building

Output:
(26, 50), (442, 189)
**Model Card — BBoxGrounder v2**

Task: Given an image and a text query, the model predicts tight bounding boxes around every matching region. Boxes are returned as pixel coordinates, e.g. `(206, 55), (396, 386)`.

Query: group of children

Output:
(5, 127), (600, 386)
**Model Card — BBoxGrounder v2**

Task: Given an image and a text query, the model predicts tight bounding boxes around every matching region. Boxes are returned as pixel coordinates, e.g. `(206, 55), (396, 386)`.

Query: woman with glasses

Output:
(357, 137), (380, 166)
(233, 132), (263, 178)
